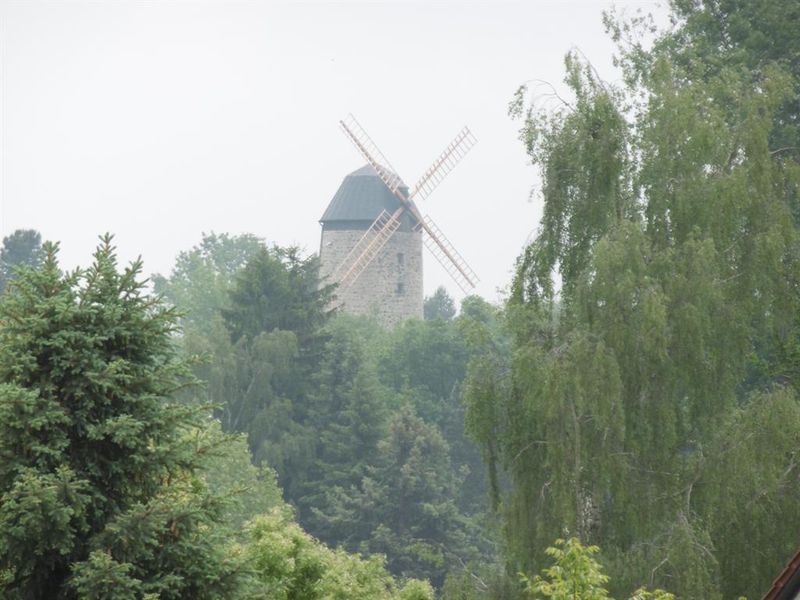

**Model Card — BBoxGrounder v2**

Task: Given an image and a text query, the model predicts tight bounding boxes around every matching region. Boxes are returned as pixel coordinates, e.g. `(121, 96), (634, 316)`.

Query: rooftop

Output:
(320, 164), (410, 224)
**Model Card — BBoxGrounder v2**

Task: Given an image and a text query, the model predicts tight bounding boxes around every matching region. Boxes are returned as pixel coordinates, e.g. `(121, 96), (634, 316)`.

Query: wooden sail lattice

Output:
(410, 127), (477, 202)
(334, 208), (403, 290)
(334, 114), (479, 293)
(420, 215), (479, 293)
(340, 115), (404, 195)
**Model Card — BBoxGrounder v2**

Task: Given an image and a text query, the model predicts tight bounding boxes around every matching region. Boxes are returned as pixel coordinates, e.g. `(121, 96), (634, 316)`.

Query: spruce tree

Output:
(0, 236), (241, 599)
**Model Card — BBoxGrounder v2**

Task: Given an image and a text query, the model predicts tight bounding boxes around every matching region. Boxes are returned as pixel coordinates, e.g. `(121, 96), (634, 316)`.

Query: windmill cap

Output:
(320, 164), (412, 225)
(348, 164), (397, 178)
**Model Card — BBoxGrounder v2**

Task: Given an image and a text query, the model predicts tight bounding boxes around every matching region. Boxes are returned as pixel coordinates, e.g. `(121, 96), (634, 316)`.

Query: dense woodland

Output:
(1, 1), (799, 598)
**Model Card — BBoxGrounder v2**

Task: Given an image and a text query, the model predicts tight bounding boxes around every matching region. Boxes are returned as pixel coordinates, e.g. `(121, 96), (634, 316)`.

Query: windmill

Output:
(318, 115), (478, 326)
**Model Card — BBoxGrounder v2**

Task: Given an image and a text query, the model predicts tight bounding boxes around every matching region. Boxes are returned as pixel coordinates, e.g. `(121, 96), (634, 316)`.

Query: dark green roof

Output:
(320, 164), (410, 224)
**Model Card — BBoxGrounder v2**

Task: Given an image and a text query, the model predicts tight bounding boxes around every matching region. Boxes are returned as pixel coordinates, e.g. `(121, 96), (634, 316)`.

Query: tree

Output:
(193, 243), (334, 499)
(378, 318), (468, 427)
(522, 538), (674, 600)
(300, 317), (391, 536)
(222, 245), (334, 346)
(0, 229), (42, 293)
(243, 506), (434, 600)
(376, 311), (497, 524)
(468, 3), (800, 597)
(441, 564), (518, 600)
(152, 232), (263, 339)
(696, 387), (800, 599)
(612, 0), (800, 157)
(316, 405), (477, 589)
(0, 236), (241, 598)
(645, 1), (800, 400)
(424, 286), (457, 321)
(198, 421), (283, 534)
(522, 539), (612, 600)
(155, 235), (494, 590)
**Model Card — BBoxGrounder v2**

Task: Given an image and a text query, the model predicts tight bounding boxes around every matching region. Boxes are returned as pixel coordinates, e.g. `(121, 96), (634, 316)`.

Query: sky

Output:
(0, 0), (666, 303)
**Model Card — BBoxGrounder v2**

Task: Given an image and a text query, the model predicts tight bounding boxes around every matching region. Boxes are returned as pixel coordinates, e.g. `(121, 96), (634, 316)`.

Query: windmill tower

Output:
(319, 115), (478, 327)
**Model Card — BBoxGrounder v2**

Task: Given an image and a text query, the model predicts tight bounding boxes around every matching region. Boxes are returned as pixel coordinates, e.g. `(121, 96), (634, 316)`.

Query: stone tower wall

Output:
(319, 226), (423, 328)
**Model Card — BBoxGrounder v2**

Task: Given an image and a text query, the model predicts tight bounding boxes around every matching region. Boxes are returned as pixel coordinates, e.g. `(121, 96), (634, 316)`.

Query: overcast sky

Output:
(0, 0), (666, 303)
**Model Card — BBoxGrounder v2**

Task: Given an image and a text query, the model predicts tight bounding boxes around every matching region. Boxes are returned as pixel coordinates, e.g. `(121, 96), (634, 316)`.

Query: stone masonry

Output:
(319, 165), (424, 328)
(319, 227), (423, 328)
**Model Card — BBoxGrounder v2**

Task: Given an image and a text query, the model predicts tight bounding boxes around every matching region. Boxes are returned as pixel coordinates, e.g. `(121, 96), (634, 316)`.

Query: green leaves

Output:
(152, 232), (263, 340)
(243, 507), (434, 600)
(522, 538), (612, 600)
(512, 52), (630, 305)
(0, 229), (43, 294)
(0, 236), (243, 598)
(480, 2), (800, 597)
(522, 538), (675, 600)
(70, 551), (143, 600)
(0, 467), (90, 593)
(223, 245), (333, 345)
(325, 404), (475, 589)
(75, 479), (240, 599)
(698, 387), (800, 599)
(424, 287), (457, 321)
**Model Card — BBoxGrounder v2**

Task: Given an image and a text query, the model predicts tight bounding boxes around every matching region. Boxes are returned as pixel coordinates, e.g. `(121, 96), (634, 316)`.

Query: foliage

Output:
(0, 236), (242, 598)
(379, 317), (467, 426)
(211, 243), (335, 484)
(467, 2), (800, 598)
(460, 296), (510, 512)
(243, 506), (434, 600)
(151, 228), (489, 587)
(522, 539), (611, 600)
(441, 561), (518, 600)
(0, 229), (42, 294)
(377, 311), (494, 520)
(617, 0), (800, 154)
(300, 316), (392, 535)
(180, 241), (335, 499)
(510, 52), (631, 303)
(197, 421), (283, 533)
(522, 538), (673, 600)
(312, 404), (478, 589)
(223, 245), (334, 345)
(152, 232), (263, 339)
(211, 327), (311, 474)
(69, 478), (239, 599)
(424, 286), (457, 321)
(296, 314), (499, 588)
(0, 233), (448, 599)
(698, 387), (800, 599)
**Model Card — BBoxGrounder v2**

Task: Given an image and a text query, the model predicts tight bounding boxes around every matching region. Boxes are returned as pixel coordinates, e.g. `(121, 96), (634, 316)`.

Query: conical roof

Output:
(320, 164), (409, 224)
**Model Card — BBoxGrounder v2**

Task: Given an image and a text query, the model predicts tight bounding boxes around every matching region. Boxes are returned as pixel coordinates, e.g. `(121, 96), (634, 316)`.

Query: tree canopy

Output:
(467, 2), (800, 598)
(3, 4), (797, 599)
(0, 229), (42, 294)
(0, 236), (241, 598)
(0, 234), (440, 599)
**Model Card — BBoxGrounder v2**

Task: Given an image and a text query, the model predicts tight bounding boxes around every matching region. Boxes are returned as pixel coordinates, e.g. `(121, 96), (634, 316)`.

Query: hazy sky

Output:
(1, 0), (665, 302)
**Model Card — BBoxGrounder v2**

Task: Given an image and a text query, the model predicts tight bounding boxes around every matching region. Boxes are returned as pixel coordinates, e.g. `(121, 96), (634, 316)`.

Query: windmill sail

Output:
(334, 207), (404, 290)
(332, 114), (478, 293)
(419, 215), (479, 293)
(340, 115), (404, 195)
(409, 127), (477, 202)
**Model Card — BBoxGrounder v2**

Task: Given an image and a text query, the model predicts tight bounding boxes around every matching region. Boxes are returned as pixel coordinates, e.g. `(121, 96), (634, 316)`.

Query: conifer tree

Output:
(0, 236), (241, 599)
(315, 405), (476, 589)
(301, 317), (390, 535)
(0, 229), (42, 294)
